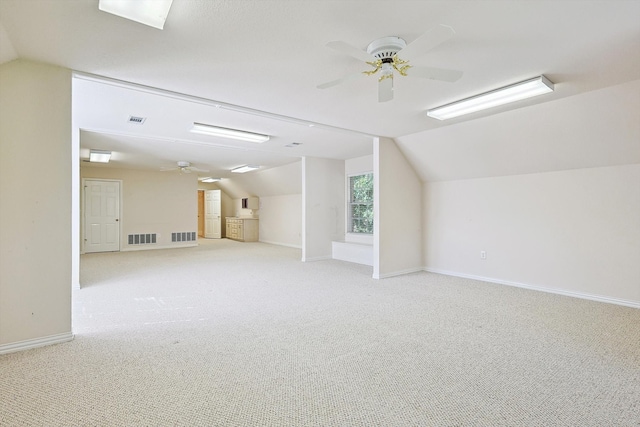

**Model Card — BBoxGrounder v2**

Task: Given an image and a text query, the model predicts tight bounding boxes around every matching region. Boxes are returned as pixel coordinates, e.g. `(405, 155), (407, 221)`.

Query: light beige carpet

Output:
(1, 238), (639, 426)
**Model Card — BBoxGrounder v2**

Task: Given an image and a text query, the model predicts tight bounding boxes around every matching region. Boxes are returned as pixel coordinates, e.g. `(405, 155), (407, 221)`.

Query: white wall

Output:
(346, 154), (373, 176)
(81, 166), (197, 250)
(302, 157), (345, 261)
(259, 194), (302, 248)
(424, 164), (640, 306)
(0, 60), (73, 351)
(374, 138), (423, 278)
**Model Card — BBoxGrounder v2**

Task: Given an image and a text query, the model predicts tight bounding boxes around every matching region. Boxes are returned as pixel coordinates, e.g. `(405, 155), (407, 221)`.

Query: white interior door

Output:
(84, 180), (120, 253)
(204, 189), (221, 239)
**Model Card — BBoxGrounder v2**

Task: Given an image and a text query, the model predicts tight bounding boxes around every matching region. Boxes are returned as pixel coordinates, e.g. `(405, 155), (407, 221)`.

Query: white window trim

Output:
(346, 171), (374, 237)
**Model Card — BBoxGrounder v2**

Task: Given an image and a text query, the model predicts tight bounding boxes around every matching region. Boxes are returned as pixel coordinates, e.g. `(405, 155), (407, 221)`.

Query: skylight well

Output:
(98, 0), (174, 30)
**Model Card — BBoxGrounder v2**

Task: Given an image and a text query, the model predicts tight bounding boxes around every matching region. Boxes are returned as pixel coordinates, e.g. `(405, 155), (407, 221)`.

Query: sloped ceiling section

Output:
(215, 161), (302, 200)
(0, 23), (17, 64)
(397, 79), (640, 182)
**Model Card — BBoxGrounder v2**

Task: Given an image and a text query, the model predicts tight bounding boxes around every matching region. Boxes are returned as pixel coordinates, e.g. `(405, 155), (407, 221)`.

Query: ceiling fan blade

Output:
(405, 66), (463, 82)
(398, 24), (456, 60)
(378, 77), (394, 103)
(317, 71), (363, 89)
(325, 40), (375, 63)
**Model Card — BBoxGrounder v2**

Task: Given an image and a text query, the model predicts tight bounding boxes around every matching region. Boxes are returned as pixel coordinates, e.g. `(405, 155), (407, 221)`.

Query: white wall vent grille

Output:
(172, 232), (197, 242)
(128, 116), (146, 124)
(128, 233), (157, 245)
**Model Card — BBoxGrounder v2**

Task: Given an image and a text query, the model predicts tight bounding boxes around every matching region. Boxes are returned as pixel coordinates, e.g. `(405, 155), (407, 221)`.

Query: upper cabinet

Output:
(242, 197), (259, 210)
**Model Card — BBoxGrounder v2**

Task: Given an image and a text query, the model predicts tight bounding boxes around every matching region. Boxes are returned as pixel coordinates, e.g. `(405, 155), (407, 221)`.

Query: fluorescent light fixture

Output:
(190, 122), (270, 143)
(231, 165), (259, 174)
(89, 149), (112, 163)
(427, 75), (554, 120)
(98, 0), (173, 30)
(200, 177), (221, 183)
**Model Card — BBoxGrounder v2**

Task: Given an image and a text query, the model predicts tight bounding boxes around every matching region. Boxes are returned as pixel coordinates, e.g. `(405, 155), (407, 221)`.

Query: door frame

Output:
(81, 178), (123, 254)
(198, 190), (205, 237)
(204, 189), (222, 239)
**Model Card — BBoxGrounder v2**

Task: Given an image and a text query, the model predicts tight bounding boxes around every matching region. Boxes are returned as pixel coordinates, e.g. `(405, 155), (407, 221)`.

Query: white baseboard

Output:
(120, 242), (198, 252)
(302, 255), (331, 262)
(424, 268), (640, 309)
(259, 240), (302, 249)
(0, 332), (74, 355)
(374, 267), (424, 280)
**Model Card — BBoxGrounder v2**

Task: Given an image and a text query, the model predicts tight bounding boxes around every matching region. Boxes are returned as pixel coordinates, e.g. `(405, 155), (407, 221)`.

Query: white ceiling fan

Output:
(161, 161), (209, 174)
(318, 25), (463, 102)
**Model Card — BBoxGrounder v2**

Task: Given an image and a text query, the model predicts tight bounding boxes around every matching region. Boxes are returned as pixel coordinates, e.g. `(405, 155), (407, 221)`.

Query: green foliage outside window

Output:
(349, 173), (373, 234)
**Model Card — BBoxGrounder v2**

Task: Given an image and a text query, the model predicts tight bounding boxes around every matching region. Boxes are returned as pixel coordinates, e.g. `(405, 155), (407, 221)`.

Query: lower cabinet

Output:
(226, 218), (258, 242)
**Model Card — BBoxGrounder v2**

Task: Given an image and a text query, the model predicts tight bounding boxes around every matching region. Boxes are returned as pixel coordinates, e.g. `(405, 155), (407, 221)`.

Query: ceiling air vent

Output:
(128, 116), (146, 124)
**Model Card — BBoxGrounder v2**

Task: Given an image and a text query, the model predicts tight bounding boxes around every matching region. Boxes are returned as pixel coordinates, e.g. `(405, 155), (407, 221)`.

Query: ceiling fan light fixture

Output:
(98, 0), (173, 30)
(231, 165), (259, 174)
(190, 123), (270, 143)
(89, 149), (112, 163)
(427, 75), (554, 120)
(366, 36), (407, 59)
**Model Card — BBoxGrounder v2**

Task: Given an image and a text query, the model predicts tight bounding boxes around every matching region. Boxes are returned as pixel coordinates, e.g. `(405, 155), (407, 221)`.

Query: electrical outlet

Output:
(480, 250), (487, 260)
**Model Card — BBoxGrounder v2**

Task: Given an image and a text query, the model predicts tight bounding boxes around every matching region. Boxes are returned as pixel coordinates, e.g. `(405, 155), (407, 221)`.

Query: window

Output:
(348, 173), (373, 234)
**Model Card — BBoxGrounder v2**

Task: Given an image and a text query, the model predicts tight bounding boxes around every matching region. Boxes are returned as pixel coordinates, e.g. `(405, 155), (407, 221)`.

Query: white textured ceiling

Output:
(1, 0), (639, 180)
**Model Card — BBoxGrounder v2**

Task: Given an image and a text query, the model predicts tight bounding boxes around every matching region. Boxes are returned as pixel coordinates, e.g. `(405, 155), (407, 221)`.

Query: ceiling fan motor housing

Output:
(366, 36), (407, 61)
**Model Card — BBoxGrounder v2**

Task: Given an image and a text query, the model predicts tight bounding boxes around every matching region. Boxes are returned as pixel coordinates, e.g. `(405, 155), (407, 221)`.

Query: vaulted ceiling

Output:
(1, 1), (639, 181)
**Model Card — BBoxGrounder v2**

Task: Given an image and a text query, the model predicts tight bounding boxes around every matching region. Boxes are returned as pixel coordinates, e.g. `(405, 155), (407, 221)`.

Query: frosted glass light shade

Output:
(89, 149), (111, 163)
(190, 123), (270, 143)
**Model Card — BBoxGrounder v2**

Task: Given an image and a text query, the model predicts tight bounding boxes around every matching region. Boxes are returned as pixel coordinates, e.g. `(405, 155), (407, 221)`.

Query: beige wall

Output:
(302, 157), (345, 261)
(0, 60), (73, 349)
(259, 194), (302, 248)
(81, 167), (197, 251)
(374, 137), (423, 278)
(346, 154), (373, 176)
(424, 164), (640, 305)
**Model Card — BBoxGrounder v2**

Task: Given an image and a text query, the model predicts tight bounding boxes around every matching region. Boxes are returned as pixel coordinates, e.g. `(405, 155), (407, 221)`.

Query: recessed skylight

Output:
(89, 149), (112, 163)
(98, 0), (173, 30)
(231, 165), (259, 174)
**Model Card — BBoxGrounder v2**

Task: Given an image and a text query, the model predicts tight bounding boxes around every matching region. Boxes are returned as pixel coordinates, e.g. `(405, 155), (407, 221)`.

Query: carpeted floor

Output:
(1, 238), (639, 426)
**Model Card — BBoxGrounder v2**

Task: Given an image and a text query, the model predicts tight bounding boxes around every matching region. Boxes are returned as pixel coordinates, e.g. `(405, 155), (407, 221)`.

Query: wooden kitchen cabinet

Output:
(225, 218), (258, 242)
